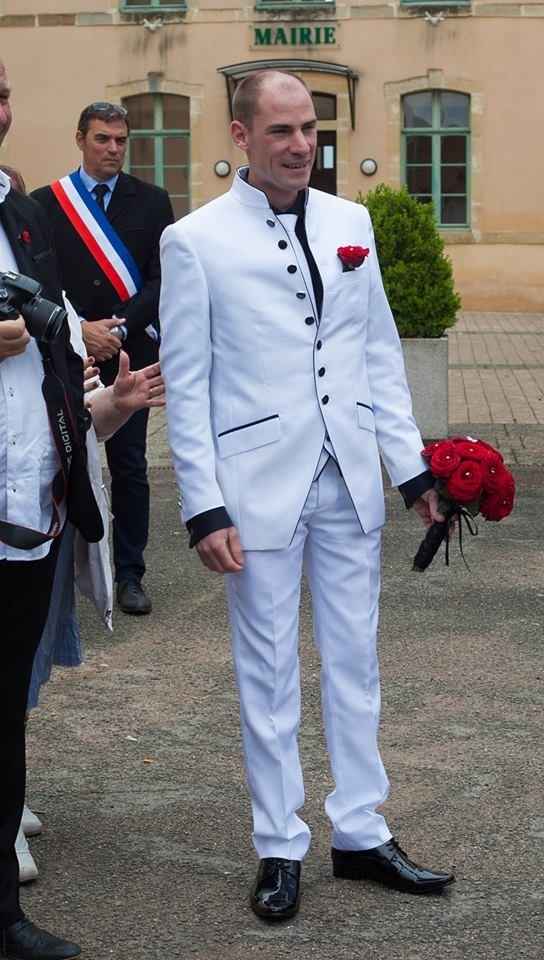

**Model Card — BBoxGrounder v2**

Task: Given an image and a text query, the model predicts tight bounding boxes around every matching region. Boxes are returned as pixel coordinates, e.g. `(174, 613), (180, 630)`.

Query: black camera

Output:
(0, 271), (66, 342)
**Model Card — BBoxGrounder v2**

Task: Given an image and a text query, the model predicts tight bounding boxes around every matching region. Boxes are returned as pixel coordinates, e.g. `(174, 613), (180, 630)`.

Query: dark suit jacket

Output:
(31, 171), (174, 371)
(0, 188), (103, 543)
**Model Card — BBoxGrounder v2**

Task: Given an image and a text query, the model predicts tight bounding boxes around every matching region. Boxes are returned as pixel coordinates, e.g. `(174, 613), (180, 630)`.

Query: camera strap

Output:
(0, 354), (75, 550)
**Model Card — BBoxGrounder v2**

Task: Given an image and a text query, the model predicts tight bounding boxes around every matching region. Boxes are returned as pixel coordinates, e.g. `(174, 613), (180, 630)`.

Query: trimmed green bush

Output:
(357, 184), (460, 338)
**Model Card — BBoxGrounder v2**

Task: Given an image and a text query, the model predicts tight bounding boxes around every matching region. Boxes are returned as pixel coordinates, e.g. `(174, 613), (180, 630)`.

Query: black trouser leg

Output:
(0, 546), (58, 930)
(105, 406), (150, 583)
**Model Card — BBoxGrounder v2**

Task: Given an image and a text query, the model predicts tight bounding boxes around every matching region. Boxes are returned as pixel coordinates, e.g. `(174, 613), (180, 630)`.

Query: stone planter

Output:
(401, 336), (449, 440)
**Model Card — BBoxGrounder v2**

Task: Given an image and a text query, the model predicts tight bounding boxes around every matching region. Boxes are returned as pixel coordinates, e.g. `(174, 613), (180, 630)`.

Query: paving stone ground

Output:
(22, 312), (544, 960)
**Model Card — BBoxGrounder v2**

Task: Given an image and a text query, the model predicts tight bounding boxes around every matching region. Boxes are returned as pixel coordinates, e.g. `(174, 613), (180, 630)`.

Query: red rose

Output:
(483, 463), (515, 496)
(20, 228), (31, 244)
(453, 439), (501, 465)
(337, 245), (370, 270)
(446, 459), (485, 503)
(480, 490), (515, 521)
(422, 440), (443, 461)
(430, 441), (461, 478)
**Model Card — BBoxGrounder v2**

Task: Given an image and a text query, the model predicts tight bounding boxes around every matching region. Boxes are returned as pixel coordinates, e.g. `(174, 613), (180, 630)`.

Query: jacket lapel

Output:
(106, 171), (137, 226)
(0, 194), (36, 276)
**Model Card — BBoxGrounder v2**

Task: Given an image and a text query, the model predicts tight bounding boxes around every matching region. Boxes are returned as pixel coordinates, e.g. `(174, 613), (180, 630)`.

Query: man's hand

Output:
(0, 315), (30, 360)
(412, 488), (446, 527)
(196, 526), (244, 573)
(81, 318), (123, 362)
(111, 350), (165, 415)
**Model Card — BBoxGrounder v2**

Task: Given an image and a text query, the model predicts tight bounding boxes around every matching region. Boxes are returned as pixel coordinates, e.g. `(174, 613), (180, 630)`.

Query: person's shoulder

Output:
(29, 183), (57, 213)
(163, 191), (231, 241)
(121, 171), (169, 202)
(10, 188), (50, 225)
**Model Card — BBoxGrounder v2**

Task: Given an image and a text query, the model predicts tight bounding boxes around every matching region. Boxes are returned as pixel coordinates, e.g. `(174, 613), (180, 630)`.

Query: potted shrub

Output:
(358, 184), (460, 438)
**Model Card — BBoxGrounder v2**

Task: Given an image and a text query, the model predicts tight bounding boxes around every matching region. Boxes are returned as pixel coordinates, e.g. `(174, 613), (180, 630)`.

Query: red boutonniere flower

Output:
(337, 245), (370, 272)
(19, 229), (31, 245)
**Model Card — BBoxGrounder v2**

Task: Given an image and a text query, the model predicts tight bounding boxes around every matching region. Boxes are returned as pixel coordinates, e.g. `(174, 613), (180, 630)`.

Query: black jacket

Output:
(0, 188), (103, 543)
(31, 172), (174, 368)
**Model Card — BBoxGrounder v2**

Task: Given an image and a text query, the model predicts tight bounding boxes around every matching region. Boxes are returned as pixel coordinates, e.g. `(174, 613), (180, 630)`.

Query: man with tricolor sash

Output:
(32, 102), (174, 615)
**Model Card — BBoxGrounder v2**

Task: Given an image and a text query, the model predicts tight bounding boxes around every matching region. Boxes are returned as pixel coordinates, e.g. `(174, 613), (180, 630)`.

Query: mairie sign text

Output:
(254, 24), (336, 46)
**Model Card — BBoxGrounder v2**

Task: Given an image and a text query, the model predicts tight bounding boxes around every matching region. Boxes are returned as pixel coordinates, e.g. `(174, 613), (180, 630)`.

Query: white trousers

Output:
(225, 458), (393, 860)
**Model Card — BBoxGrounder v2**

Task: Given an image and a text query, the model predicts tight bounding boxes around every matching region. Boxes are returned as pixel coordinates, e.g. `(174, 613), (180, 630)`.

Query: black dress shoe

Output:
(250, 858), (301, 920)
(1, 918), (80, 959)
(117, 579), (152, 615)
(332, 838), (454, 894)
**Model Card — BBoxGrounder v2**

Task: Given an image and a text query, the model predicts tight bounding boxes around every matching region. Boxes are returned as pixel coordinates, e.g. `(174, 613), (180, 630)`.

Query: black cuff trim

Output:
(398, 470), (434, 509)
(186, 506), (233, 548)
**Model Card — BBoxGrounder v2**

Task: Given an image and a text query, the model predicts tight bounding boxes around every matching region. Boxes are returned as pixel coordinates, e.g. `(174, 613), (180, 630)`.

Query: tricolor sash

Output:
(51, 170), (143, 303)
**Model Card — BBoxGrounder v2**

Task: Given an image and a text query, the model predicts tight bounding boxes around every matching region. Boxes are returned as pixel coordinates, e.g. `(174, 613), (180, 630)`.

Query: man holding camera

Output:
(32, 102), (174, 616)
(0, 62), (103, 959)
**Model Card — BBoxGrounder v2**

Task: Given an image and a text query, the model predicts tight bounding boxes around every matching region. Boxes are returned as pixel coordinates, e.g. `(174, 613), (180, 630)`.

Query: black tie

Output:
(93, 183), (109, 211)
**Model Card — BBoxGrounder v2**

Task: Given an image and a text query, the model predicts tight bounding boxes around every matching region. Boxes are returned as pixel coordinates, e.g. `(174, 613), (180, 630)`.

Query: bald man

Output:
(160, 70), (454, 920)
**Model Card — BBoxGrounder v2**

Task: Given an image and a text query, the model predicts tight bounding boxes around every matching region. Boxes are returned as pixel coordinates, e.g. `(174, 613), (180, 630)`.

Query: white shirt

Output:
(0, 171), (63, 561)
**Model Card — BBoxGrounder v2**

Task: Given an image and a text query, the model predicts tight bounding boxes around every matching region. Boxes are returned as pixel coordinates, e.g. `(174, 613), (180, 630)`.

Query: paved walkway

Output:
(449, 311), (544, 464)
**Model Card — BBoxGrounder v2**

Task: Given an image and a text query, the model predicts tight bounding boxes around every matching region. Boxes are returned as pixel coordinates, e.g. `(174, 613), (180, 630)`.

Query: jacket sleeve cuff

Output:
(398, 470), (434, 509)
(186, 506), (233, 548)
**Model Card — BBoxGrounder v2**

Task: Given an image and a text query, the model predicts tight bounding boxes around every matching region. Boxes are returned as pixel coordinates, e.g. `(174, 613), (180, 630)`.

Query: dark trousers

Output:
(101, 343), (154, 584)
(0, 544), (59, 930)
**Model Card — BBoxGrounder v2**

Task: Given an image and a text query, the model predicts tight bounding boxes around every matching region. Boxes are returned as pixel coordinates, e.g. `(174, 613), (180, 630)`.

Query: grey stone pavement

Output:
(22, 313), (543, 959)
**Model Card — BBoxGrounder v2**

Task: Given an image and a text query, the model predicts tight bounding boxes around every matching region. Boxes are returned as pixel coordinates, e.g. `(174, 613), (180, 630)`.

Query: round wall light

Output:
(214, 160), (231, 178)
(360, 158), (378, 176)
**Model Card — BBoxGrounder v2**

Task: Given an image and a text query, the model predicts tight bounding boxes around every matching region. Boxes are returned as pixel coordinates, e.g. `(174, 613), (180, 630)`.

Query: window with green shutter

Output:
(120, 0), (187, 12)
(123, 93), (190, 219)
(402, 90), (470, 228)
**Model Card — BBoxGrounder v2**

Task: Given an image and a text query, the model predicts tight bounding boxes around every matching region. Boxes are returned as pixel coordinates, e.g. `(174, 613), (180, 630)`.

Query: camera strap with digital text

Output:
(0, 355), (76, 550)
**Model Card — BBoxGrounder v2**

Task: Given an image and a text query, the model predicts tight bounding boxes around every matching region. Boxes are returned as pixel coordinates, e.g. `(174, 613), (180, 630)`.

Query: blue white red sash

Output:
(51, 170), (142, 302)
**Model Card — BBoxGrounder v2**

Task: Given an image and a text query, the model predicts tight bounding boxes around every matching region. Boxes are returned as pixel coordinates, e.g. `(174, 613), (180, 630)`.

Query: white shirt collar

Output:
(0, 169), (12, 204)
(79, 165), (119, 196)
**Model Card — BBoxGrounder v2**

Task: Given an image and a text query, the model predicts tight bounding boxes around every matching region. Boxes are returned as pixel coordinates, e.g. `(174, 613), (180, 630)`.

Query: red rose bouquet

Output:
(413, 435), (516, 571)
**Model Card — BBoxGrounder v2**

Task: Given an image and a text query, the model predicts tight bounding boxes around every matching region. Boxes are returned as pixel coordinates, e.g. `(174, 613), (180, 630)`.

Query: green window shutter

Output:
(121, 1), (187, 12)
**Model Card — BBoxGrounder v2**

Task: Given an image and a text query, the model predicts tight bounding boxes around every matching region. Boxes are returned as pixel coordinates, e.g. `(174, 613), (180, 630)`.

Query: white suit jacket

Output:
(159, 171), (428, 550)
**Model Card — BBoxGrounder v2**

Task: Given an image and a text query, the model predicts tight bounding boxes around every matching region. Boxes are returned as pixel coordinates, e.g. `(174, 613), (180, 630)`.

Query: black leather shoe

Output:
(1, 918), (80, 959)
(117, 580), (152, 615)
(250, 858), (301, 920)
(332, 839), (454, 894)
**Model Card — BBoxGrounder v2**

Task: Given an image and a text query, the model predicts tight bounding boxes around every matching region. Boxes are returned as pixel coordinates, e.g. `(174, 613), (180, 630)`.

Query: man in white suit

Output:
(160, 70), (454, 919)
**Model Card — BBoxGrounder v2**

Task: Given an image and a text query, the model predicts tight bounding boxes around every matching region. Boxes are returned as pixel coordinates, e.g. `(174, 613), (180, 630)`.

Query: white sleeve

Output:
(159, 224), (225, 523)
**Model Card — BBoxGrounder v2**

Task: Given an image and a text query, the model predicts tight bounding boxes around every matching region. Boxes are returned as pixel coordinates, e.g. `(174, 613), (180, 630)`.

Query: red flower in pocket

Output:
(337, 245), (369, 271)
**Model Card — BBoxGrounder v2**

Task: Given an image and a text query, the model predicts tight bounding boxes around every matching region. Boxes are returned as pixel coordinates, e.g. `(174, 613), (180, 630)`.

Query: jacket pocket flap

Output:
(217, 415), (281, 459)
(356, 402), (376, 433)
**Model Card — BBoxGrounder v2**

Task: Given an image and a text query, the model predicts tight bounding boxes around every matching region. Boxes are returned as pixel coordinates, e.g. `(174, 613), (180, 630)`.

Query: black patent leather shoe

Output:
(117, 580), (152, 615)
(1, 918), (81, 959)
(250, 858), (301, 920)
(332, 839), (454, 894)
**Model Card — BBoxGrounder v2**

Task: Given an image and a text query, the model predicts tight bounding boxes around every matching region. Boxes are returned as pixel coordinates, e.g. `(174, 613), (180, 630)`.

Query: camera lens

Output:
(22, 297), (67, 342)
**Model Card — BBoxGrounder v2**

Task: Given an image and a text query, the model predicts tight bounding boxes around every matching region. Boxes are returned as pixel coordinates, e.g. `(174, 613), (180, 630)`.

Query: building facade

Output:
(1, 0), (543, 310)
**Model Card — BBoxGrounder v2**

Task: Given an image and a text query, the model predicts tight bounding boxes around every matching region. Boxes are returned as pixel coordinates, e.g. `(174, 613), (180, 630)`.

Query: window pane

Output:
(312, 93), (336, 121)
(130, 137), (154, 165)
(164, 166), (189, 196)
(441, 195), (467, 224)
(164, 136), (190, 165)
(440, 92), (469, 129)
(406, 166), (432, 194)
(441, 135), (466, 163)
(129, 165), (156, 186)
(406, 135), (432, 163)
(125, 94), (154, 131)
(441, 165), (466, 194)
(403, 92), (432, 129)
(163, 94), (190, 130)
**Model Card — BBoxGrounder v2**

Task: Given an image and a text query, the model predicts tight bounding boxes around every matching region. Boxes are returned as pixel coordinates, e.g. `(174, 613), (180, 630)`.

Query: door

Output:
(310, 131), (337, 195)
